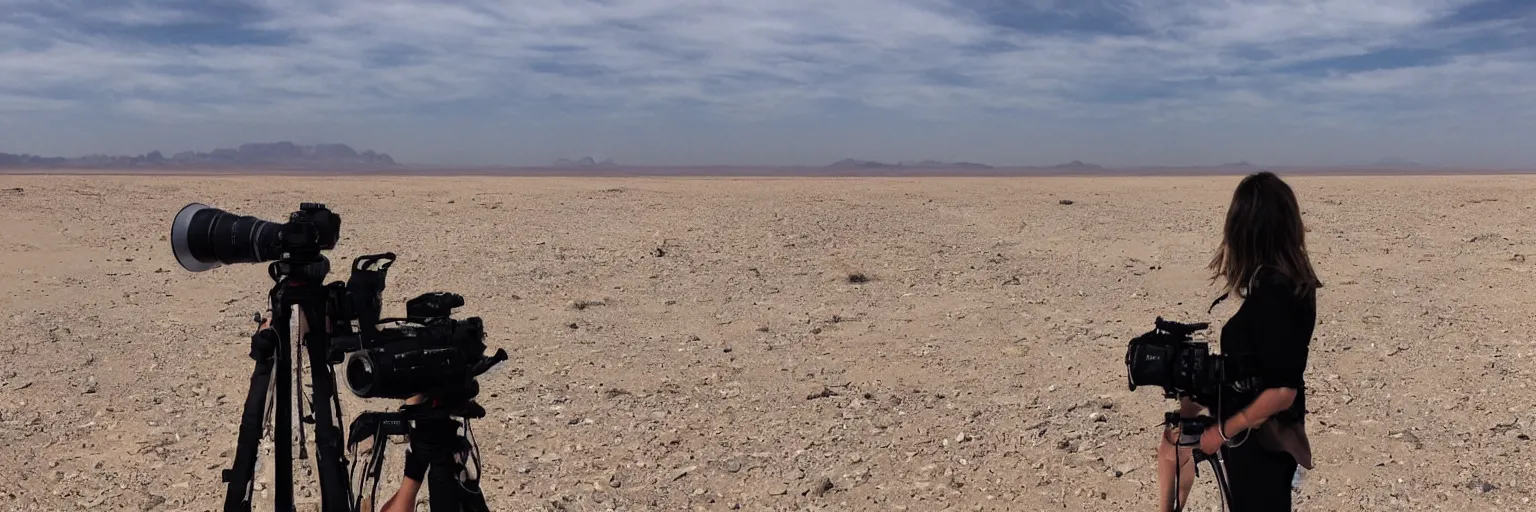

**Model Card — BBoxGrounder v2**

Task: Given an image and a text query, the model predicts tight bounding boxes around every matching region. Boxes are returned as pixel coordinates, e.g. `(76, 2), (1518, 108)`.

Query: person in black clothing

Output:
(1157, 172), (1322, 512)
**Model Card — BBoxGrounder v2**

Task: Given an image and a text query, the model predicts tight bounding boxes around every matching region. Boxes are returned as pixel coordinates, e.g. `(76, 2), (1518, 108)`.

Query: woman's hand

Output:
(1198, 425), (1224, 455)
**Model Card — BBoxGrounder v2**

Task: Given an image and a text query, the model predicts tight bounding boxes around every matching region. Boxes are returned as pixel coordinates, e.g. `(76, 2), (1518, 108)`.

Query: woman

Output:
(1157, 171), (1321, 512)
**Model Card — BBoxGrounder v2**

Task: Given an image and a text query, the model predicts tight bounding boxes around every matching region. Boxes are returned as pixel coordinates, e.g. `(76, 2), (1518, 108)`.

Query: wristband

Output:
(1219, 412), (1244, 443)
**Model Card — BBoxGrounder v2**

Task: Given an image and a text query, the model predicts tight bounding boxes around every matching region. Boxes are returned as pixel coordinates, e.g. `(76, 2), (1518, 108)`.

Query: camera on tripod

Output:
(1123, 316), (1252, 405)
(170, 202), (504, 512)
(1124, 316), (1264, 511)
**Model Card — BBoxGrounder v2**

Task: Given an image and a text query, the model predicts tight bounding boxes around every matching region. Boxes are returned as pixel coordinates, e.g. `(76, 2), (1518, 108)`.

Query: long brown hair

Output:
(1209, 172), (1321, 298)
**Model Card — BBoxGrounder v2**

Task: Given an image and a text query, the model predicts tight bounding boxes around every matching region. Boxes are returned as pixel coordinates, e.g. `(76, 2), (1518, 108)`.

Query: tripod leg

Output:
(222, 330), (277, 512)
(274, 306), (295, 512)
(426, 458), (495, 512)
(298, 305), (354, 511)
(1204, 455), (1235, 511)
(426, 460), (462, 512)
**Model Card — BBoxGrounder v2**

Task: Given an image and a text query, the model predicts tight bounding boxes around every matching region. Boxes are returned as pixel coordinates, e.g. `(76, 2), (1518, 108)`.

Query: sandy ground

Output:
(0, 174), (1533, 511)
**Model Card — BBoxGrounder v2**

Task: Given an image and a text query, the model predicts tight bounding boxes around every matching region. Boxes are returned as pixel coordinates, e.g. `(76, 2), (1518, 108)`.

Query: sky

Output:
(0, 0), (1533, 167)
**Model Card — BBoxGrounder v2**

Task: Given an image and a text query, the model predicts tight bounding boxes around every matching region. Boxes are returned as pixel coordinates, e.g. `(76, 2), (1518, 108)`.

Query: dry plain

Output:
(1, 174), (1534, 511)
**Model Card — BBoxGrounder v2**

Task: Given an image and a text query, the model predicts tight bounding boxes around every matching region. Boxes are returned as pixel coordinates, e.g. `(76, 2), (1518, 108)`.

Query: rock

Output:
(140, 494), (167, 511)
(1467, 480), (1496, 493)
(1059, 199), (1075, 205)
(724, 459), (743, 473)
(671, 465), (697, 481)
(1089, 412), (1106, 422)
(1514, 254), (1527, 263)
(806, 386), (837, 400)
(83, 376), (98, 394)
(955, 432), (970, 443)
(806, 476), (834, 497)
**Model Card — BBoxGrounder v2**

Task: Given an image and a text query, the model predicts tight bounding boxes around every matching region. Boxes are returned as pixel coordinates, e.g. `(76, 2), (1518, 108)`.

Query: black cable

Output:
(368, 424), (385, 510)
(296, 336), (308, 459)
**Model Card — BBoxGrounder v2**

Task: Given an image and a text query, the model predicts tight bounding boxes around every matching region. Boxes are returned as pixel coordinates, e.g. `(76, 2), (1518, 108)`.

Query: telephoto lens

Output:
(170, 203), (283, 272)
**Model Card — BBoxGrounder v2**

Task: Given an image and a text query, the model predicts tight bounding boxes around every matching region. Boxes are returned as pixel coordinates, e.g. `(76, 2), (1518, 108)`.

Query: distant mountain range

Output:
(553, 156), (617, 168)
(829, 159), (996, 169)
(828, 159), (1105, 170)
(0, 142), (396, 169)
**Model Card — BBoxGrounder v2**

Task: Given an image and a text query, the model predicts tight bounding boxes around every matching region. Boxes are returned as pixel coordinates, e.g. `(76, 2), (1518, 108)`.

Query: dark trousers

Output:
(1220, 440), (1298, 512)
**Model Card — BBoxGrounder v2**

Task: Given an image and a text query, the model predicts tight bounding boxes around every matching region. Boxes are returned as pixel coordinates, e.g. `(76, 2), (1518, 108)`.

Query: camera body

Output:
(343, 294), (507, 402)
(1125, 317), (1230, 405)
(319, 252), (507, 404)
(280, 203), (341, 254)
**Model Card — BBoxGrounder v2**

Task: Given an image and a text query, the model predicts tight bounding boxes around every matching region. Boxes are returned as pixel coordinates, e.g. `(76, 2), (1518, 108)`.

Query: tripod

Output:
(348, 406), (491, 512)
(223, 255), (353, 511)
(1166, 413), (1234, 512)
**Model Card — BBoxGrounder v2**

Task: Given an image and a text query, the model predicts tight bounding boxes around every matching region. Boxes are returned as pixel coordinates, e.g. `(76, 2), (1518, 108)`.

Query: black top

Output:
(1214, 267), (1315, 424)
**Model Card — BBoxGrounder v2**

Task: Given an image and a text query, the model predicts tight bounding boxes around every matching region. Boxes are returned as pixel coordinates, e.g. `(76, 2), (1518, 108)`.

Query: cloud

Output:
(0, 0), (1533, 166)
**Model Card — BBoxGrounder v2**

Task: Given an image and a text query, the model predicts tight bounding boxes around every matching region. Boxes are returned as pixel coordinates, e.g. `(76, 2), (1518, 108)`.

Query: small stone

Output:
(955, 432), (970, 443)
(807, 476), (833, 497)
(1089, 412), (1106, 422)
(806, 386), (836, 400)
(607, 474), (621, 488)
(671, 465), (698, 481)
(83, 376), (98, 394)
(1059, 199), (1075, 205)
(724, 459), (743, 473)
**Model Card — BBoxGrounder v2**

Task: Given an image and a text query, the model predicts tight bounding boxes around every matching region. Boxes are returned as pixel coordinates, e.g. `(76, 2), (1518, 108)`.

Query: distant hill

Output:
(829, 159), (993, 169)
(1044, 160), (1103, 170)
(554, 157), (617, 168)
(1370, 157), (1427, 168)
(0, 142), (395, 169)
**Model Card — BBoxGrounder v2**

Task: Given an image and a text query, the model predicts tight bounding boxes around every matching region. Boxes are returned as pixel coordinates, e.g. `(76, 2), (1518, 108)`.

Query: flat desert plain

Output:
(1, 174), (1533, 511)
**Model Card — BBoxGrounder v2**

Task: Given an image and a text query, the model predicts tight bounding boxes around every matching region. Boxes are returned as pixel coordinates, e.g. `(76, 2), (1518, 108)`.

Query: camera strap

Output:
(1207, 292), (1229, 314)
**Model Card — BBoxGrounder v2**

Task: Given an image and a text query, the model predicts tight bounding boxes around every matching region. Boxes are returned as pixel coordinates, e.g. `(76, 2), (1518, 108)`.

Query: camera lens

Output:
(344, 351), (378, 397)
(170, 203), (283, 272)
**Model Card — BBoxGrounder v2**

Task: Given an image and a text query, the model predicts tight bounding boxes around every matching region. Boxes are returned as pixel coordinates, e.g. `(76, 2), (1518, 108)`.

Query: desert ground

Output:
(1, 174), (1533, 511)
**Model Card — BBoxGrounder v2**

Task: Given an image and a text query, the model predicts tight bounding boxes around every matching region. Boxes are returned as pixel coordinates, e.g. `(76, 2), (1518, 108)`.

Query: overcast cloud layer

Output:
(1, 0), (1533, 167)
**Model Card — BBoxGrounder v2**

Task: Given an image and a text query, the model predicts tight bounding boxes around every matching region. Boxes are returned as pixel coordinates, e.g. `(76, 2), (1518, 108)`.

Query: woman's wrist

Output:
(1221, 411), (1247, 439)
